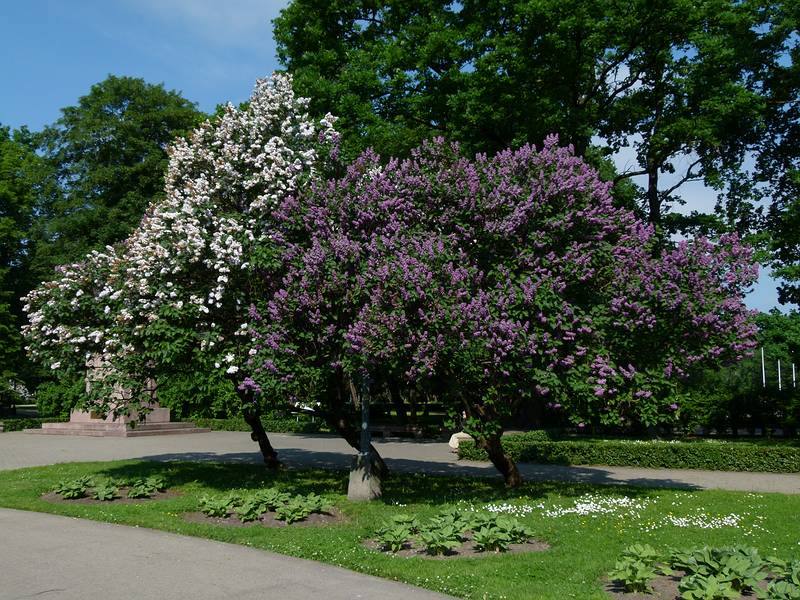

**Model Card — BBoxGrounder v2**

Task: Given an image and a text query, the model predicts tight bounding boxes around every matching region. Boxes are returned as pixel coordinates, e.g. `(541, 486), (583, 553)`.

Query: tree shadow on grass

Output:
(95, 447), (699, 507)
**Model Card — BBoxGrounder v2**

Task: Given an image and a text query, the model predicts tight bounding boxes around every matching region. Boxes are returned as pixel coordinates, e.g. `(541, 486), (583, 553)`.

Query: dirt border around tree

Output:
(183, 508), (347, 528)
(41, 488), (181, 505)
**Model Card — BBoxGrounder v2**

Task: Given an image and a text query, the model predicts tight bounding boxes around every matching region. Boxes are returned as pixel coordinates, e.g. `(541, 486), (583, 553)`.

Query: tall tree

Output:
(273, 0), (784, 229)
(759, 1), (800, 306)
(0, 126), (41, 403)
(30, 75), (204, 281)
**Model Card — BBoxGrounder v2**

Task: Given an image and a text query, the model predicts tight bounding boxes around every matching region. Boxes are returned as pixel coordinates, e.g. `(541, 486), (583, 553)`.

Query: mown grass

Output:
(0, 460), (797, 599)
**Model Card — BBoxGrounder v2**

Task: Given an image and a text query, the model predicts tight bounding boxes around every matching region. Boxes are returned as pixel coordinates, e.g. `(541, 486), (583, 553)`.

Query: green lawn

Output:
(0, 461), (798, 599)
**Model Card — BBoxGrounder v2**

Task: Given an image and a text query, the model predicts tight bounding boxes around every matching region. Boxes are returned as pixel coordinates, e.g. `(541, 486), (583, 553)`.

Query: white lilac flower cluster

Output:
(22, 74), (338, 385)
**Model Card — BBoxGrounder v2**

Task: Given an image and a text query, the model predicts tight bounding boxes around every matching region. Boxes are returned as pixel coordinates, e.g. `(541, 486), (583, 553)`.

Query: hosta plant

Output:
(679, 573), (739, 600)
(496, 516), (534, 544)
(419, 525), (462, 556)
(609, 556), (661, 593)
(428, 509), (470, 534)
(145, 475), (167, 492)
(274, 498), (312, 524)
(609, 544), (670, 593)
(54, 476), (92, 499)
(127, 479), (158, 499)
(253, 488), (291, 511)
(199, 495), (240, 518)
(764, 580), (800, 600)
(472, 525), (512, 553)
(236, 498), (267, 523)
(387, 514), (420, 533)
(302, 492), (331, 514)
(92, 482), (119, 501)
(376, 525), (413, 553)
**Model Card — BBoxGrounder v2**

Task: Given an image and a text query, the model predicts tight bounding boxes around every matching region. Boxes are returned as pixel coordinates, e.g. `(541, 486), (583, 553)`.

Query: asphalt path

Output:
(1, 430), (798, 493)
(0, 508), (451, 600)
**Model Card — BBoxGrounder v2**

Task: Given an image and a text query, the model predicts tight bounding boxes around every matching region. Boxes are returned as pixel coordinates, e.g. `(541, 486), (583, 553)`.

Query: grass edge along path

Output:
(1, 460), (799, 600)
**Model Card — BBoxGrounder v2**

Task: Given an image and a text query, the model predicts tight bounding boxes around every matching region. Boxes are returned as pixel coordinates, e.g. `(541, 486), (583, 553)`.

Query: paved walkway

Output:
(1, 508), (450, 600)
(1, 430), (798, 493)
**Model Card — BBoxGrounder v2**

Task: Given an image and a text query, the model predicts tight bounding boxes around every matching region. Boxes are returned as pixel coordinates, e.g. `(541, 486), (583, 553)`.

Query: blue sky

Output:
(0, 1), (787, 313)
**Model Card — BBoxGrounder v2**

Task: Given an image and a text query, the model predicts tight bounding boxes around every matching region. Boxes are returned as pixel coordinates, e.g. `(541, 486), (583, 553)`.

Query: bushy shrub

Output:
(458, 434), (800, 472)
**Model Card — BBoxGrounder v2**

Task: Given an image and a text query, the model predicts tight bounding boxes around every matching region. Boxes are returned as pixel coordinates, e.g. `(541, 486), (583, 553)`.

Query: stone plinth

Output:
(25, 405), (209, 437)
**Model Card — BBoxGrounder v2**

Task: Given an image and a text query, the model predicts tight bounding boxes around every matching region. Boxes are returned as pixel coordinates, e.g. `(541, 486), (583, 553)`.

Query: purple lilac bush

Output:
(247, 135), (758, 485)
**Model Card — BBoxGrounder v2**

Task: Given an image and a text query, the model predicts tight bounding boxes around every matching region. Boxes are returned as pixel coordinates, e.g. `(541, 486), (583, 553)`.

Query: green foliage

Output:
(198, 495), (241, 518)
(375, 524), (413, 553)
(29, 75), (203, 280)
(252, 488), (291, 511)
(385, 513), (420, 534)
(0, 417), (67, 432)
(472, 525), (512, 553)
(418, 524), (462, 556)
(428, 508), (471, 533)
(670, 546), (767, 594)
(126, 478), (161, 499)
(458, 435), (800, 472)
(54, 476), (92, 499)
(274, 0), (786, 232)
(679, 573), (739, 600)
(274, 497), (313, 524)
(91, 481), (119, 501)
(235, 498), (267, 523)
(34, 374), (85, 419)
(765, 580), (800, 600)
(190, 417), (325, 434)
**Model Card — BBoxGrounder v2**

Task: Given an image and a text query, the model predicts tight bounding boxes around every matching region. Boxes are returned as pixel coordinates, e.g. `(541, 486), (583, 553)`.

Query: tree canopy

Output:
(29, 75), (204, 281)
(273, 0), (788, 233)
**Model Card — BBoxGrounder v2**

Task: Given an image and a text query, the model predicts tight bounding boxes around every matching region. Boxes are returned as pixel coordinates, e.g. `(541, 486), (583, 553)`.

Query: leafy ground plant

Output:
(92, 481), (119, 501)
(199, 495), (241, 518)
(608, 545), (666, 593)
(54, 476), (92, 499)
(418, 524), (462, 556)
(472, 524), (512, 553)
(376, 524), (413, 553)
(765, 580), (800, 600)
(679, 573), (739, 600)
(274, 497), (312, 524)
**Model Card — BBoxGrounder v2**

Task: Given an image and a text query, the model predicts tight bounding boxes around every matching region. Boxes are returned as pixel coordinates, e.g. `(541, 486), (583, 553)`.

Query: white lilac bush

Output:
(23, 75), (338, 455)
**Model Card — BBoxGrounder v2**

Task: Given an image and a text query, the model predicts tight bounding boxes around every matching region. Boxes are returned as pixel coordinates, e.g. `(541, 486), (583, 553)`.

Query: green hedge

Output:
(190, 417), (327, 434)
(0, 418), (68, 432)
(457, 433), (800, 473)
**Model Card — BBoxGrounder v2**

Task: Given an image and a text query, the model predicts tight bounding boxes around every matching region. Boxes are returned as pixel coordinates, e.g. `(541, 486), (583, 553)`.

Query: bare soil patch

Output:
(183, 508), (346, 528)
(41, 488), (180, 505)
(363, 533), (549, 559)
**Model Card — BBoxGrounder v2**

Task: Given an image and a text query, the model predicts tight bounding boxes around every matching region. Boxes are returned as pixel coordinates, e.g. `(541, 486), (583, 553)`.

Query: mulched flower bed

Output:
(183, 509), (346, 528)
(41, 488), (180, 505)
(604, 572), (769, 600)
(364, 533), (549, 559)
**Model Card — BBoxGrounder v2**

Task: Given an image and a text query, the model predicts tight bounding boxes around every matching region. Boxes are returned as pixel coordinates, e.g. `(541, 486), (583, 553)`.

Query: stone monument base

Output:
(24, 405), (209, 437)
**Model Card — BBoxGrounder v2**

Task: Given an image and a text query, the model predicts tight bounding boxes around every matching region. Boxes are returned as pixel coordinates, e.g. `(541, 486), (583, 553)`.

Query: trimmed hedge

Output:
(0, 418), (68, 432)
(457, 432), (800, 473)
(190, 417), (327, 434)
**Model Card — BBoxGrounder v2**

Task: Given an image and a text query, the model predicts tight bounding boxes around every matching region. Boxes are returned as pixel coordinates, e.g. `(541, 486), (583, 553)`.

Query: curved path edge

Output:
(1, 507), (453, 600)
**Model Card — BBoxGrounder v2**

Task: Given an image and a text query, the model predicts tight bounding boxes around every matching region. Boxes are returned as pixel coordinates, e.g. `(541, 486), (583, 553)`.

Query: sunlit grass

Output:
(1, 460), (798, 599)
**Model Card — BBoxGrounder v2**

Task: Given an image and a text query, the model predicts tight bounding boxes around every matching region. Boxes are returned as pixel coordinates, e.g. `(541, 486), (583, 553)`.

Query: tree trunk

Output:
(647, 167), (660, 227)
(387, 378), (407, 424)
(243, 410), (281, 468)
(481, 433), (523, 487)
(324, 370), (389, 478)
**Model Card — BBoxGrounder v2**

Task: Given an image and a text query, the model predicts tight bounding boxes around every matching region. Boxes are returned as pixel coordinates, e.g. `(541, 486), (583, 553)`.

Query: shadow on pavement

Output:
(104, 445), (702, 494)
